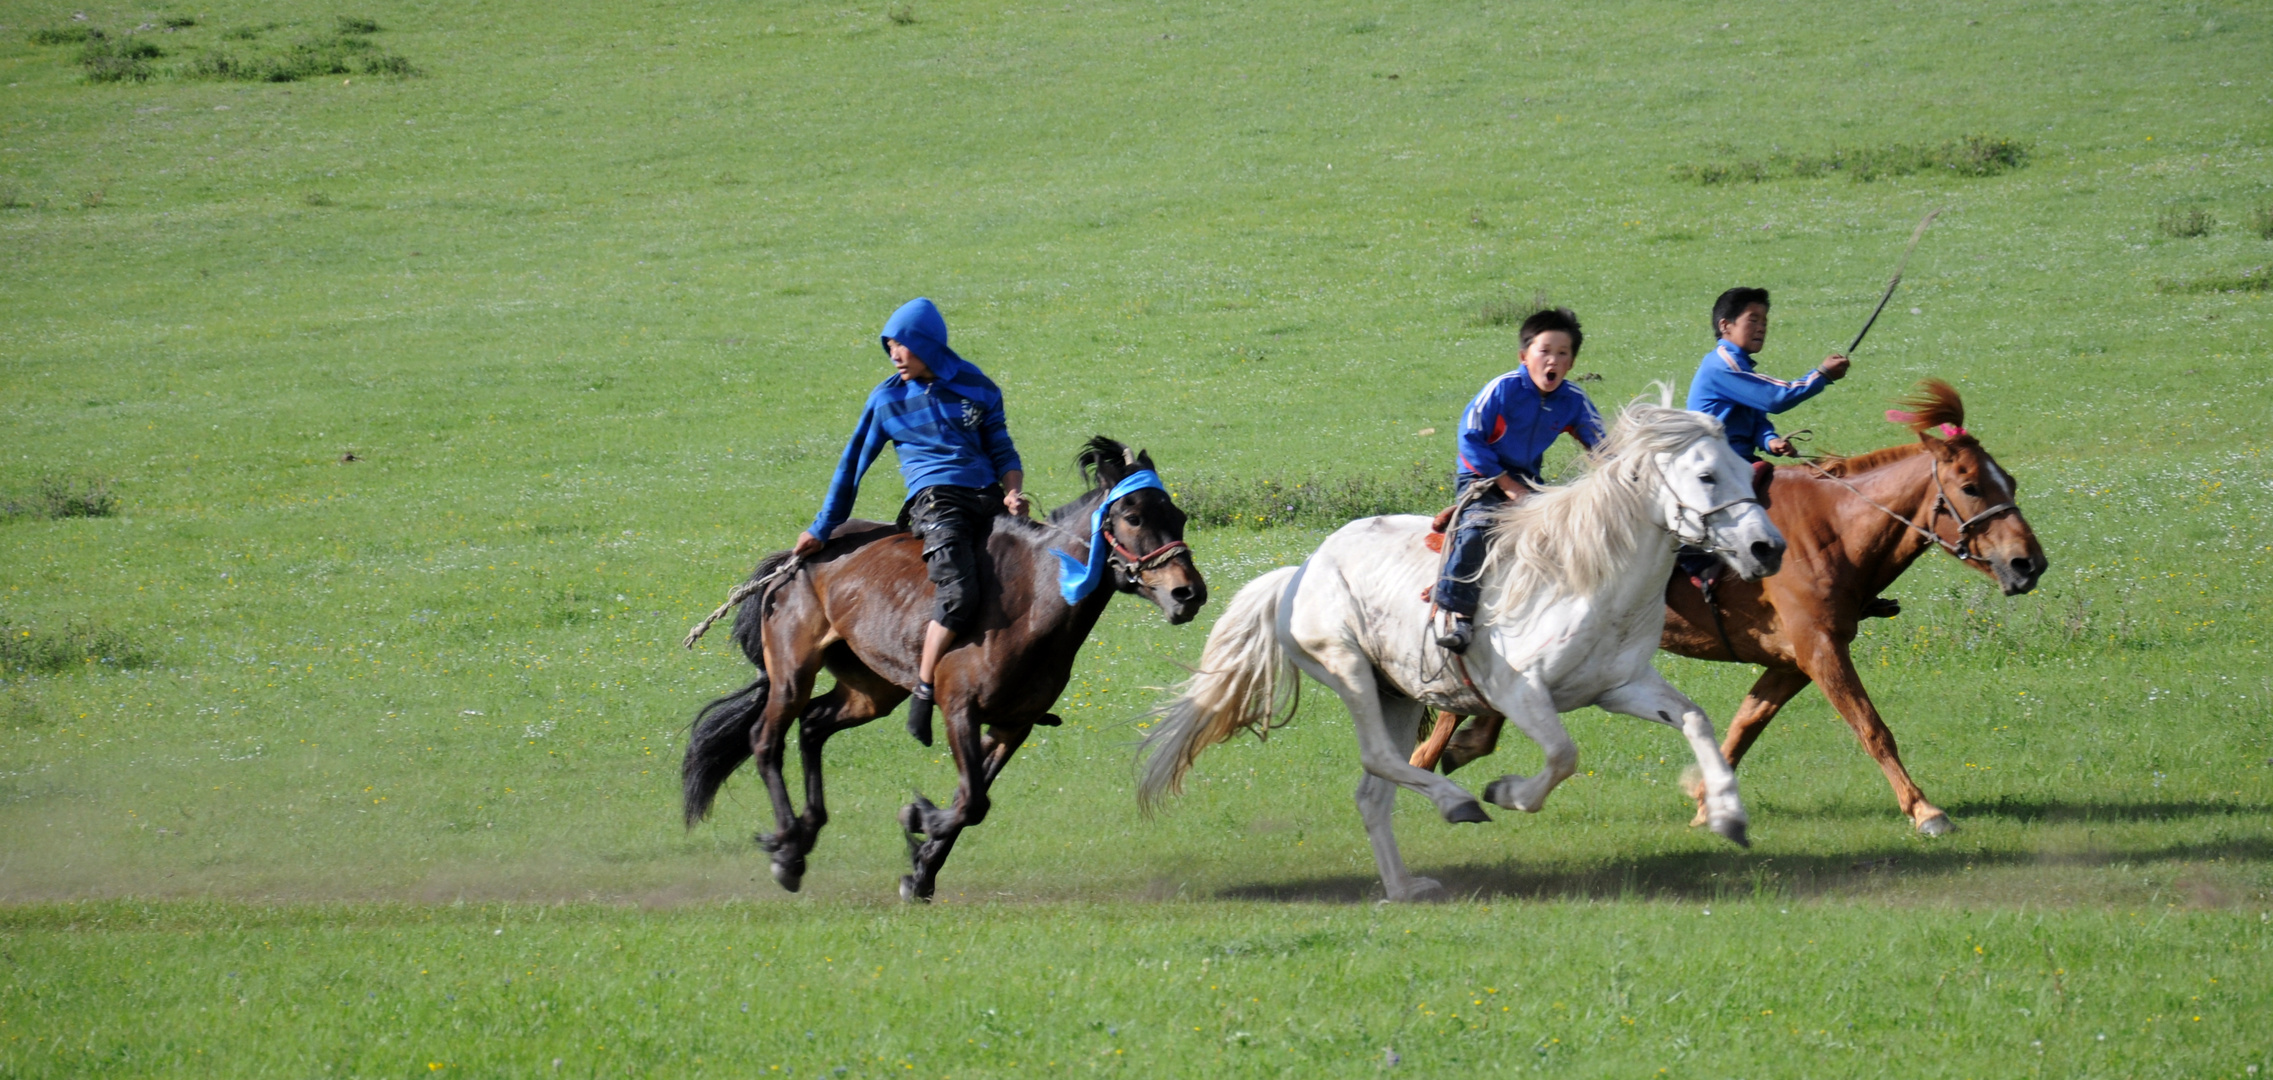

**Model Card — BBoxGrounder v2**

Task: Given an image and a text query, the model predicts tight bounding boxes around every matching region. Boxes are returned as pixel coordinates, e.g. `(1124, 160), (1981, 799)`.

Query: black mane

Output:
(1045, 436), (1155, 527)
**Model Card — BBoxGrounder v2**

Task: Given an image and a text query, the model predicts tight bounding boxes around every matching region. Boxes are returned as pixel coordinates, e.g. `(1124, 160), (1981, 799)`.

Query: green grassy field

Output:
(2, 0), (2269, 1074)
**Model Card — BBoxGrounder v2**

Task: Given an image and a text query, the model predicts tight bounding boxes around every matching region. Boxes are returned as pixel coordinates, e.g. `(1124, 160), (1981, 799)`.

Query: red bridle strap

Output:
(1106, 533), (1190, 573)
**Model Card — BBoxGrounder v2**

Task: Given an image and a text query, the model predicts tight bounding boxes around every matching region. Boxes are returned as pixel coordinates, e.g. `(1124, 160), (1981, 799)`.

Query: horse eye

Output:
(1698, 473), (1715, 484)
(1961, 484), (1982, 498)
(1124, 514), (1143, 528)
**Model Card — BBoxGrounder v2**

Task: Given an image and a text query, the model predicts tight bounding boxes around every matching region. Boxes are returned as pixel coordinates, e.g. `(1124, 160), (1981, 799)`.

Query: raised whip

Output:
(1846, 208), (1943, 355)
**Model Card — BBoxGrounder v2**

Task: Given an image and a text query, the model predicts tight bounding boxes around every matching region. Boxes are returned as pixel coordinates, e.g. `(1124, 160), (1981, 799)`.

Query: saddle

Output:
(1422, 480), (1533, 553)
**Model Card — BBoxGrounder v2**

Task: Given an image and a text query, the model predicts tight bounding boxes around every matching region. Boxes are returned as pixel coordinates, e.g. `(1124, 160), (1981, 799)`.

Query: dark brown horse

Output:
(1659, 379), (2047, 834)
(682, 437), (1206, 900)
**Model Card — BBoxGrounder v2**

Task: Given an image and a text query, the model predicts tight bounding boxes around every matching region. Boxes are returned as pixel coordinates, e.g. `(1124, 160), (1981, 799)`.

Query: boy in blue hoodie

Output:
(793, 298), (1028, 746)
(1433, 307), (1605, 653)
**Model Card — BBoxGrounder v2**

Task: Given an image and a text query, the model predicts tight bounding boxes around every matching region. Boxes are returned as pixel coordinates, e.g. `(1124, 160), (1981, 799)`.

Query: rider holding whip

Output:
(793, 298), (1030, 747)
(1674, 287), (1850, 596)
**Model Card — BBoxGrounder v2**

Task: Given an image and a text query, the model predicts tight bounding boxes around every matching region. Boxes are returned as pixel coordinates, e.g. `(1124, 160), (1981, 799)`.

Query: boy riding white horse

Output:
(1141, 394), (1785, 901)
(1434, 307), (1604, 654)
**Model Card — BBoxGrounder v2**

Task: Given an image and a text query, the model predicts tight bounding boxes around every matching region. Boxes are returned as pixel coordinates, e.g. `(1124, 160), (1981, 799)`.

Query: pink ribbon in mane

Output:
(1885, 409), (1967, 438)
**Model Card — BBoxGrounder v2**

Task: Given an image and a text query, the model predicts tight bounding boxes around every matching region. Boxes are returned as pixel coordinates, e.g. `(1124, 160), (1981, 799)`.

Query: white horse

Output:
(1139, 397), (1786, 900)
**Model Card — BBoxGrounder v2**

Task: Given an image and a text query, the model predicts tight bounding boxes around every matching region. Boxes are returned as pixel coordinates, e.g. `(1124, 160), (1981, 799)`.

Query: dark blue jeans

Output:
(1432, 487), (1510, 617)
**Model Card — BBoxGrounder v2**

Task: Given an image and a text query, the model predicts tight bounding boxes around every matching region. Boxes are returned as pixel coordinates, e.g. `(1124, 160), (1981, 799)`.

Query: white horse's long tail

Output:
(1137, 566), (1300, 812)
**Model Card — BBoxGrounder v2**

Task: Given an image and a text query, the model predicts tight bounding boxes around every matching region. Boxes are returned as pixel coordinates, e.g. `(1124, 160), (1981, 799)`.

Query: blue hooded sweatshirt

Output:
(807, 299), (1023, 541)
(1455, 366), (1605, 484)
(1685, 339), (1830, 459)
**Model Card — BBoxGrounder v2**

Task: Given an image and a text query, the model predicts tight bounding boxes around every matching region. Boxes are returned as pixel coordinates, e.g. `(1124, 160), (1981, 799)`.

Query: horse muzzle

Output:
(1743, 537), (1786, 580)
(1162, 580), (1207, 624)
(1712, 505), (1787, 581)
(1991, 551), (2045, 595)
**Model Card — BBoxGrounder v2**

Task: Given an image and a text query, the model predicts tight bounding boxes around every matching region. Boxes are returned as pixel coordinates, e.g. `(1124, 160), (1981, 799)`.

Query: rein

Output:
(1800, 456), (2018, 565)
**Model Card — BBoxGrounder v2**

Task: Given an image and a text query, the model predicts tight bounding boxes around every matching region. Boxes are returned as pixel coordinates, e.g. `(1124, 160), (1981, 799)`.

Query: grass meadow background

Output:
(2, 0), (2270, 1075)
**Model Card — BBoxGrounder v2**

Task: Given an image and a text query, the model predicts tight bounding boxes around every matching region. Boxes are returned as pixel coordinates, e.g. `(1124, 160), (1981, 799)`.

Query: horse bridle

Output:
(1804, 457), (2020, 565)
(1654, 458), (1762, 552)
(1923, 459), (2021, 562)
(1107, 530), (1190, 576)
(1100, 488), (1192, 584)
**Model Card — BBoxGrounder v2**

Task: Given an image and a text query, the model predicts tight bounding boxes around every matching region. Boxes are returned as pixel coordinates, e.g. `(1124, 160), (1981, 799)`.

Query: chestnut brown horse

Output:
(1658, 379), (2046, 834)
(1423, 380), (2046, 836)
(681, 437), (1206, 900)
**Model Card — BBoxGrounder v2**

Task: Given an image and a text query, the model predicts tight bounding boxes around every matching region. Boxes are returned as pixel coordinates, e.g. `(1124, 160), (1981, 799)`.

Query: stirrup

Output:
(906, 683), (935, 747)
(1435, 613), (1474, 654)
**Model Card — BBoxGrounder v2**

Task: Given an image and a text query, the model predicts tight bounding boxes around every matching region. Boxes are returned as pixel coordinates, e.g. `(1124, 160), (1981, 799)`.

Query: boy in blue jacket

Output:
(1687, 287), (1848, 462)
(1676, 287), (1857, 601)
(1434, 307), (1605, 653)
(792, 298), (1030, 746)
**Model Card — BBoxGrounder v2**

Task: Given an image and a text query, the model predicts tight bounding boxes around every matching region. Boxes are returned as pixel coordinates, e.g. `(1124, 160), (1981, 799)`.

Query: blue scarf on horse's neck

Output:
(1052, 470), (1166, 604)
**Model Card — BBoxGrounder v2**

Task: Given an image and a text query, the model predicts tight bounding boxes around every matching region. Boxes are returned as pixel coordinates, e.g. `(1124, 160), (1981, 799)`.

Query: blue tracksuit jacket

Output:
(1686, 339), (1830, 459)
(1455, 367), (1605, 484)
(808, 299), (1022, 541)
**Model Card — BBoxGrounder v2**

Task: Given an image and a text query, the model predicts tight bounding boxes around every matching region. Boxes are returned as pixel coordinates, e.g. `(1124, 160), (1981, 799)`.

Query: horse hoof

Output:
(899, 875), (932, 904)
(1712, 817), (1750, 849)
(1482, 777), (1539, 813)
(1035, 712), (1064, 727)
(1385, 877), (1447, 903)
(771, 861), (804, 893)
(1915, 813), (1954, 837)
(1443, 799), (1492, 824)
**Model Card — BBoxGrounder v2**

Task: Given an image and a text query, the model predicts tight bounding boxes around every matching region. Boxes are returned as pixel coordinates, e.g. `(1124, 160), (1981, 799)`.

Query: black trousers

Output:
(898, 484), (1003, 636)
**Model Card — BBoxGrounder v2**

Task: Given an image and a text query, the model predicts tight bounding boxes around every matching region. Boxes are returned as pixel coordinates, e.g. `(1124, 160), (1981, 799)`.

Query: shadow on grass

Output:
(1215, 835), (2273, 904)
(1945, 795), (2266, 823)
(1751, 795), (2266, 825)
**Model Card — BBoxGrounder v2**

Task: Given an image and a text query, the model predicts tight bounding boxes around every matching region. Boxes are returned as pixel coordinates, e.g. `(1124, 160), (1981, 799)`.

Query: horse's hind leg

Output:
(899, 708), (1032, 903)
(1285, 643), (1489, 822)
(771, 667), (907, 892)
(1438, 712), (1506, 774)
(1355, 712), (1450, 904)
(751, 603), (829, 891)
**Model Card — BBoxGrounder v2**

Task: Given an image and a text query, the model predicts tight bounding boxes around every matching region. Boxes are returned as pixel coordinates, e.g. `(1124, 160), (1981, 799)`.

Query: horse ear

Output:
(1122, 446), (1138, 467)
(1136, 448), (1154, 471)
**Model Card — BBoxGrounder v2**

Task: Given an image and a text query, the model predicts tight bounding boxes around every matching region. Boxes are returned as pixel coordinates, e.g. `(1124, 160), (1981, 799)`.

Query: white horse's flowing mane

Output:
(1474, 389), (1724, 621)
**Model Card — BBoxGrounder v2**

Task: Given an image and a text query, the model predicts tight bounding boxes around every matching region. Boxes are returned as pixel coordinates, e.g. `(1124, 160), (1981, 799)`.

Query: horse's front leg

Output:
(1472, 674), (1578, 815)
(898, 701), (1030, 903)
(1686, 667), (1810, 828)
(1596, 673), (1749, 848)
(1795, 633), (1951, 836)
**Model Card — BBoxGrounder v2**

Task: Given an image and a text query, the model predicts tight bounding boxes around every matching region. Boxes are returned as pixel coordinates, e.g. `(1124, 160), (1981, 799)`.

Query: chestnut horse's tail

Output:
(1137, 566), (1301, 813)
(681, 551), (793, 827)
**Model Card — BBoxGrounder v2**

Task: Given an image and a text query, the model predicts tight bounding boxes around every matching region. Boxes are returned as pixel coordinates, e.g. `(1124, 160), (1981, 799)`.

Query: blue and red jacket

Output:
(1455, 367), (1605, 484)
(808, 299), (1022, 541)
(1686, 339), (1829, 459)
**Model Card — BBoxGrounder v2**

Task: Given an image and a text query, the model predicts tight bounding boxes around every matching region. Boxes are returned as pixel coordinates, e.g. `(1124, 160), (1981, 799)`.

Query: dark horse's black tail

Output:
(682, 550), (792, 827)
